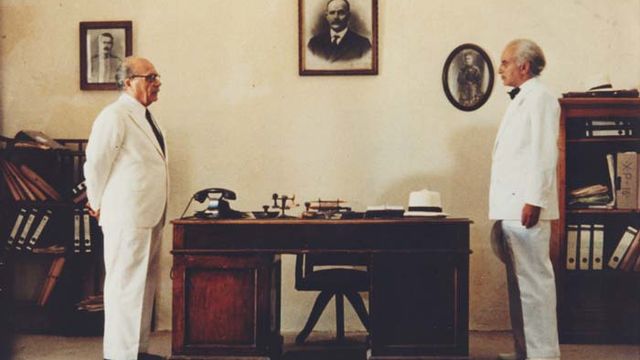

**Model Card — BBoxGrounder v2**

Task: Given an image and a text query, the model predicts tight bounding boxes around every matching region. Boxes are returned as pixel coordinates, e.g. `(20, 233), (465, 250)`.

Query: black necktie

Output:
(508, 87), (521, 100)
(145, 109), (165, 155)
(332, 35), (340, 46)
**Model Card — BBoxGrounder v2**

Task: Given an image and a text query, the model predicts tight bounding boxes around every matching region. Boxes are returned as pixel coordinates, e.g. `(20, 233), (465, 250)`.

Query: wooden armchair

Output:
(294, 253), (370, 344)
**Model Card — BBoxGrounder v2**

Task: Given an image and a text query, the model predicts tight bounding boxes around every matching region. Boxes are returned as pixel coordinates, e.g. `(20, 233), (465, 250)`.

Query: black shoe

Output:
(138, 353), (166, 360)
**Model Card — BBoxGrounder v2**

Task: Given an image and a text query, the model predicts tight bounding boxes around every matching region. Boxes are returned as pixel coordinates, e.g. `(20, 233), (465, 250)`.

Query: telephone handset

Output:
(194, 188), (236, 203)
(180, 188), (246, 219)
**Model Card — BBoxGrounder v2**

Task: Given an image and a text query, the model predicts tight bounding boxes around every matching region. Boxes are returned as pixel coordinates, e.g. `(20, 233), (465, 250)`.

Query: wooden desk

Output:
(171, 218), (471, 360)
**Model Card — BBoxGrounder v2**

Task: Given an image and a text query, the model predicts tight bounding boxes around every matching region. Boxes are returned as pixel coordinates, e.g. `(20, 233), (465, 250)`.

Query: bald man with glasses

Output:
(84, 56), (168, 360)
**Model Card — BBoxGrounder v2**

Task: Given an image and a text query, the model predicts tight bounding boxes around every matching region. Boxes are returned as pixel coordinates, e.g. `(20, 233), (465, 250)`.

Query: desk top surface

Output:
(172, 217), (472, 226)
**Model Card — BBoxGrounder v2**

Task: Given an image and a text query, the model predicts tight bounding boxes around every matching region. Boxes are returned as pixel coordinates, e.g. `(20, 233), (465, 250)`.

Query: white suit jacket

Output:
(489, 77), (559, 220)
(84, 93), (169, 228)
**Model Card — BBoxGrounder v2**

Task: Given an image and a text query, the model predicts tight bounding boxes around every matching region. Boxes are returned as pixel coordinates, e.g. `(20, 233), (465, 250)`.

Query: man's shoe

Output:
(497, 353), (522, 360)
(138, 353), (166, 360)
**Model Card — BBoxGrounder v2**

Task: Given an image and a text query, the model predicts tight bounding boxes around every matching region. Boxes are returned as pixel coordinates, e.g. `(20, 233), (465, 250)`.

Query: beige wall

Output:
(1, 0), (639, 332)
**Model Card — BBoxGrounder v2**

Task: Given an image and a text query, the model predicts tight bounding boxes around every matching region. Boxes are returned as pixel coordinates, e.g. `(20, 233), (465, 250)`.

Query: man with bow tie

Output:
(307, 0), (371, 62)
(84, 56), (168, 360)
(489, 39), (561, 360)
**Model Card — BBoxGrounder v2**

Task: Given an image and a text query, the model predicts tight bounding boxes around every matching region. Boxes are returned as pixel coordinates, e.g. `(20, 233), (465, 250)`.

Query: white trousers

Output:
(492, 220), (561, 360)
(102, 219), (163, 360)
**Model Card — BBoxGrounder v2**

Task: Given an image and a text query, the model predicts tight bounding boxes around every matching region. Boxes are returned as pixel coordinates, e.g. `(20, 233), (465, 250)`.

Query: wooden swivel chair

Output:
(294, 253), (370, 344)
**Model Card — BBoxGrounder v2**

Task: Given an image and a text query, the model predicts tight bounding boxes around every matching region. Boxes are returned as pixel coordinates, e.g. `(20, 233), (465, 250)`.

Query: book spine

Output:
(73, 209), (81, 254)
(83, 209), (91, 253)
(608, 226), (638, 269)
(566, 224), (578, 270)
(619, 231), (640, 271)
(7, 208), (28, 250)
(578, 224), (591, 270)
(26, 209), (52, 252)
(16, 208), (38, 251)
(616, 152), (638, 209)
(591, 224), (604, 270)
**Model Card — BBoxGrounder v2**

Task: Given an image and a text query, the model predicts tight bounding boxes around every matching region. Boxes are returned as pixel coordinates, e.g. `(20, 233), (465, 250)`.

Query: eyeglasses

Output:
(129, 73), (161, 82)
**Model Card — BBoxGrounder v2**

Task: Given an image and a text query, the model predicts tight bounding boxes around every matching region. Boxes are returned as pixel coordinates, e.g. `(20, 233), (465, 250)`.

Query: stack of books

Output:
(569, 151), (639, 210)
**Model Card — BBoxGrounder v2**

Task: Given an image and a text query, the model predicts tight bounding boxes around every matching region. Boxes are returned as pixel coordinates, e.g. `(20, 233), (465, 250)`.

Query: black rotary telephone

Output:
(180, 188), (246, 219)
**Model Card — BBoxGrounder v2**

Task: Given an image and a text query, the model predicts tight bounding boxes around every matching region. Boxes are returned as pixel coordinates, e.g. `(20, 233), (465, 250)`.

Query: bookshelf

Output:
(554, 98), (640, 344)
(0, 137), (104, 335)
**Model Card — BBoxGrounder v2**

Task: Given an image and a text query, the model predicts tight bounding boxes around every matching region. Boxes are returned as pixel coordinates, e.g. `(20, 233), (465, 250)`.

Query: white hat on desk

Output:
(404, 189), (447, 217)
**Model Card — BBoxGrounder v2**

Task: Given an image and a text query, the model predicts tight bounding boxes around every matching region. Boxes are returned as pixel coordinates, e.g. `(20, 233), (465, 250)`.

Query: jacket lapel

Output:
(128, 109), (166, 159)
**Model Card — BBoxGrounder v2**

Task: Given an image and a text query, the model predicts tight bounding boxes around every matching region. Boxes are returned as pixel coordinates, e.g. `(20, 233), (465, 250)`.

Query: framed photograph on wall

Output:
(80, 21), (132, 90)
(442, 44), (494, 111)
(299, 0), (378, 76)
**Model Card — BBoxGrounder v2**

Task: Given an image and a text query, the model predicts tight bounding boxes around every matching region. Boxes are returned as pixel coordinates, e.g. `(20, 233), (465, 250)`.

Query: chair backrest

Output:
(295, 253), (369, 287)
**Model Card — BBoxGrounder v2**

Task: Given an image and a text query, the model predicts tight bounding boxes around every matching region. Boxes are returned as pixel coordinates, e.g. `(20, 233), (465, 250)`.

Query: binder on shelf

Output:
(0, 159), (24, 201)
(566, 224), (578, 270)
(18, 164), (62, 201)
(584, 119), (634, 137)
(615, 152), (638, 209)
(82, 208), (91, 253)
(6, 208), (28, 250)
(37, 256), (66, 306)
(25, 209), (52, 252)
(15, 208), (38, 251)
(619, 231), (640, 271)
(633, 251), (640, 272)
(6, 161), (48, 201)
(578, 224), (591, 270)
(591, 224), (604, 270)
(605, 153), (616, 208)
(4, 161), (37, 201)
(608, 226), (638, 269)
(73, 209), (81, 254)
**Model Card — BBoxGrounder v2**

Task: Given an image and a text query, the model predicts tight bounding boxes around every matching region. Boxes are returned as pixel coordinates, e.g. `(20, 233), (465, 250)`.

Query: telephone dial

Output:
(180, 188), (246, 219)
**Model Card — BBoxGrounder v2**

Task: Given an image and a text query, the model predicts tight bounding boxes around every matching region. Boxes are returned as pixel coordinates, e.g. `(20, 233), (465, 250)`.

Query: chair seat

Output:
(296, 268), (368, 292)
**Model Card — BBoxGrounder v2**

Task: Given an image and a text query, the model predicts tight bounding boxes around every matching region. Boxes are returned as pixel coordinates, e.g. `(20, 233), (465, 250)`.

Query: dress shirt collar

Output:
(513, 76), (539, 99)
(330, 28), (349, 44)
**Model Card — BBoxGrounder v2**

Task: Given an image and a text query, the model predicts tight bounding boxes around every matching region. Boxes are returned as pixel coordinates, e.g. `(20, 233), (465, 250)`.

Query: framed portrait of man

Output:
(442, 43), (494, 111)
(80, 21), (132, 90)
(299, 0), (378, 76)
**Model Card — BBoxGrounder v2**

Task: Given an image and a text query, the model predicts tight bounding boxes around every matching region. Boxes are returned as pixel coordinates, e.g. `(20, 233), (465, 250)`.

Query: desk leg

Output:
(171, 254), (282, 360)
(368, 252), (469, 360)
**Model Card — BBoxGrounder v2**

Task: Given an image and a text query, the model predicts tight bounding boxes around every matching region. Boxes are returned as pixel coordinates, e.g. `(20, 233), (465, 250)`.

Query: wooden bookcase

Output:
(554, 98), (640, 344)
(0, 138), (104, 335)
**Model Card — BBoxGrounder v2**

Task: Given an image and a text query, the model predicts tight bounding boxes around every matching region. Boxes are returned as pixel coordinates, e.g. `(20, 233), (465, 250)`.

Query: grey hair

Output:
(508, 39), (546, 77)
(115, 58), (134, 90)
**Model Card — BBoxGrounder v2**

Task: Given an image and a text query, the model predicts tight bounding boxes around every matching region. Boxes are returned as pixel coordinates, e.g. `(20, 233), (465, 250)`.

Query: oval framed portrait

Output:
(442, 43), (494, 112)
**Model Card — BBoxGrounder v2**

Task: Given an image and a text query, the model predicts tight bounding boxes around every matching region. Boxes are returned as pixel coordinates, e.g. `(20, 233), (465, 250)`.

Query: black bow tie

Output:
(508, 87), (521, 100)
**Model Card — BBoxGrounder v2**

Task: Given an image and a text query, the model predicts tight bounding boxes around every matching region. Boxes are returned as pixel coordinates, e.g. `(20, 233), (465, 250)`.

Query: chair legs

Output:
(296, 290), (333, 344)
(296, 290), (369, 344)
(344, 291), (369, 331)
(335, 293), (345, 340)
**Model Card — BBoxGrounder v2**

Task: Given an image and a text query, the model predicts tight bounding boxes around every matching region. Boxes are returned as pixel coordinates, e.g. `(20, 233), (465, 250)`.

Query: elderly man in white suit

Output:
(489, 39), (561, 360)
(84, 57), (168, 360)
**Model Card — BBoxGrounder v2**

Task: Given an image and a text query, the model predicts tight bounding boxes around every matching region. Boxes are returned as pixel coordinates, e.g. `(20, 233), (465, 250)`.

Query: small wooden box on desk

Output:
(555, 98), (640, 344)
(171, 217), (471, 360)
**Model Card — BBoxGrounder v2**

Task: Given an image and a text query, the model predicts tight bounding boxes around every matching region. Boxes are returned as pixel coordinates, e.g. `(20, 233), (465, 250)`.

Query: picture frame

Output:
(299, 0), (378, 76)
(442, 43), (494, 111)
(80, 21), (132, 90)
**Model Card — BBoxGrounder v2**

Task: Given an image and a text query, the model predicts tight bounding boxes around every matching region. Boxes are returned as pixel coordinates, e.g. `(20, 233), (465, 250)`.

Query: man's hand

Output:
(86, 203), (100, 220)
(521, 203), (541, 228)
